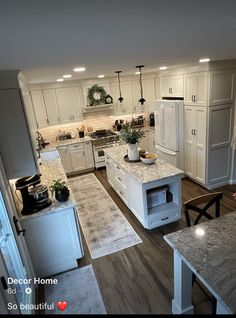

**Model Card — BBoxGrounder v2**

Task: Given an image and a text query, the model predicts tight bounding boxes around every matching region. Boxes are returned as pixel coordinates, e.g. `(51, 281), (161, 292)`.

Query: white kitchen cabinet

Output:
(84, 141), (95, 169)
(21, 207), (83, 277)
(69, 143), (87, 172)
(132, 78), (156, 110)
(55, 87), (83, 123)
(42, 89), (60, 125)
(184, 106), (206, 184)
(160, 75), (183, 97)
(105, 155), (116, 188)
(209, 70), (235, 106)
(57, 146), (73, 173)
(184, 72), (208, 106)
(111, 80), (133, 114)
(30, 90), (48, 128)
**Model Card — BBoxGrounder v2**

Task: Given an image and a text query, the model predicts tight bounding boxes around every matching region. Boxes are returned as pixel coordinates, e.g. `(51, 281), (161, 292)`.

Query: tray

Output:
(124, 154), (141, 163)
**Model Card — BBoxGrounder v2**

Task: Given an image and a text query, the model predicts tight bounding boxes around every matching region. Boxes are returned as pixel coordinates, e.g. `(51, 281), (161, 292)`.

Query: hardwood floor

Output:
(69, 169), (236, 314)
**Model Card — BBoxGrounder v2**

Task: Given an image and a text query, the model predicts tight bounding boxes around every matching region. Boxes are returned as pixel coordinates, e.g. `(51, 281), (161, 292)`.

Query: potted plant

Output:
(120, 121), (145, 160)
(49, 179), (70, 202)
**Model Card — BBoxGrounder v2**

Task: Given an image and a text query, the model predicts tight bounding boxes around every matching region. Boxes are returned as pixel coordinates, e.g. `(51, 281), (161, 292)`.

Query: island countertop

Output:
(104, 144), (184, 184)
(164, 212), (236, 314)
(13, 157), (76, 221)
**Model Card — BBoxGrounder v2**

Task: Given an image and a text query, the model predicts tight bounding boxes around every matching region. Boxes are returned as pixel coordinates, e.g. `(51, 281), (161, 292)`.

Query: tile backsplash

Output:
(38, 111), (148, 143)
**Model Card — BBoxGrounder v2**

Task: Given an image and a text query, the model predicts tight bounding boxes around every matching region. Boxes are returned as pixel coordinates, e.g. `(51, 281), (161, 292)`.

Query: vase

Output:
(55, 187), (70, 202)
(127, 143), (139, 161)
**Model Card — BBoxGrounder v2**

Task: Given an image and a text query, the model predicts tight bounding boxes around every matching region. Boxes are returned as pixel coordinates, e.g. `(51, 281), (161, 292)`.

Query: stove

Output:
(91, 130), (120, 168)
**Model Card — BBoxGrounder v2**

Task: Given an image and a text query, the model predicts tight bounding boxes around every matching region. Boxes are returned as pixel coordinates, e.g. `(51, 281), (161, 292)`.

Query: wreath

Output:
(87, 84), (107, 106)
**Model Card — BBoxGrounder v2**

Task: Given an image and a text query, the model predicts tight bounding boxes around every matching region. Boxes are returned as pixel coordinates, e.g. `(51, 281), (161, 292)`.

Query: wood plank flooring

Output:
(68, 170), (236, 314)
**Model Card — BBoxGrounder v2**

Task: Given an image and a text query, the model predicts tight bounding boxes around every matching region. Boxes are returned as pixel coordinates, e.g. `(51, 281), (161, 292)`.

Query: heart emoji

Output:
(57, 301), (68, 311)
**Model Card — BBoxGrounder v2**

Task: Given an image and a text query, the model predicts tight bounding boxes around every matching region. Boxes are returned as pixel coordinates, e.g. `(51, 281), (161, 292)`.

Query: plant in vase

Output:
(49, 179), (70, 202)
(120, 121), (145, 160)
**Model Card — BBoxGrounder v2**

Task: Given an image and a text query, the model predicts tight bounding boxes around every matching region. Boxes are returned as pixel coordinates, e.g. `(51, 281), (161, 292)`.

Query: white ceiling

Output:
(1, 0), (236, 83)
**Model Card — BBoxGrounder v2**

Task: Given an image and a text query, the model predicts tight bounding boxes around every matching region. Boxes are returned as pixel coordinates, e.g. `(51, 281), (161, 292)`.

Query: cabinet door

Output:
(67, 86), (83, 121)
(105, 156), (115, 188)
(69, 144), (86, 171)
(43, 89), (60, 125)
(195, 72), (208, 106)
(195, 107), (206, 183)
(172, 75), (183, 96)
(57, 146), (72, 173)
(184, 106), (195, 178)
(55, 88), (71, 123)
(30, 90), (48, 128)
(184, 73), (196, 105)
(84, 141), (94, 168)
(160, 76), (172, 96)
(209, 70), (235, 105)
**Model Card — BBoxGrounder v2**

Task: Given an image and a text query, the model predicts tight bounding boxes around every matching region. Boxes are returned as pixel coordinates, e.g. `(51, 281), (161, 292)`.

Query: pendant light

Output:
(115, 71), (124, 103)
(136, 65), (145, 105)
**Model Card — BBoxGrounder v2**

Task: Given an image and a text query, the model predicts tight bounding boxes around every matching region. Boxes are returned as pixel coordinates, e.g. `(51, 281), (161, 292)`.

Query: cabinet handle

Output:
(116, 165), (120, 170)
(46, 118), (49, 124)
(117, 177), (121, 181)
(191, 95), (194, 102)
(194, 129), (197, 135)
(161, 217), (169, 221)
(169, 88), (171, 94)
(194, 95), (197, 102)
(119, 191), (123, 196)
(191, 129), (194, 135)
(13, 216), (26, 236)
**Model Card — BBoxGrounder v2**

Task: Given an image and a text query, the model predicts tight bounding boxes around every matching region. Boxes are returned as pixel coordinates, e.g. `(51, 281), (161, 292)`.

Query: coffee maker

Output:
(15, 175), (52, 215)
(149, 112), (155, 126)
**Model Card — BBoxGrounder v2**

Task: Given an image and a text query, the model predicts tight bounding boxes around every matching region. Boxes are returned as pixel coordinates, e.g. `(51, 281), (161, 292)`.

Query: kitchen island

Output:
(13, 157), (84, 278)
(104, 145), (184, 229)
(164, 212), (236, 314)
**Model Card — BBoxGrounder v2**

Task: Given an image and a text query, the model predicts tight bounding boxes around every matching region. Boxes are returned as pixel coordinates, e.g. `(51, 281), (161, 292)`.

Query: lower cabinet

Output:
(21, 207), (84, 277)
(57, 141), (94, 174)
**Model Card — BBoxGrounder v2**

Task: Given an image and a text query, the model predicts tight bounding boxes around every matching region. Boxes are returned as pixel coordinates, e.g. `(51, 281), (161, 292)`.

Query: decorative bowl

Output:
(140, 153), (157, 164)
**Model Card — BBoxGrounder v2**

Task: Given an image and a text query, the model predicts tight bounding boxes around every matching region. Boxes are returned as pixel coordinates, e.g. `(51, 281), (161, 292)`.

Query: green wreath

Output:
(87, 84), (107, 106)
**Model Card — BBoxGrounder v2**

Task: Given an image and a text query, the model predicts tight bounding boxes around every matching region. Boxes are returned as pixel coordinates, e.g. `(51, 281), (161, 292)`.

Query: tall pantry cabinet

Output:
(183, 65), (235, 188)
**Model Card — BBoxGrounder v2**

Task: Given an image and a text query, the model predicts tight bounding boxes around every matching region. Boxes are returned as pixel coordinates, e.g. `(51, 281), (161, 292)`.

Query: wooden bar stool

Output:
(183, 191), (223, 315)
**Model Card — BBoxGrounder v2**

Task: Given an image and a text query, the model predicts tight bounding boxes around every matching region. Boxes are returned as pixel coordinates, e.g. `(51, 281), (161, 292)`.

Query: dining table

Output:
(164, 211), (236, 314)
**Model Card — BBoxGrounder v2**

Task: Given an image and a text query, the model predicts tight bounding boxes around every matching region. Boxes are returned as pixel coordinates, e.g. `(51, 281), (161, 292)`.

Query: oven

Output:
(93, 142), (119, 168)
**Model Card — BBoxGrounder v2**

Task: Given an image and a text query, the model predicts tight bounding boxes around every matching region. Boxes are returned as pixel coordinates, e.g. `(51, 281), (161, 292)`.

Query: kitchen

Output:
(1, 0), (236, 315)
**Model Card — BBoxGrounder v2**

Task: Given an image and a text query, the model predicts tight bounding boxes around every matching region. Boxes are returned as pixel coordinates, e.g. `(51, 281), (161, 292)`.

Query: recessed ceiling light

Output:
(98, 75), (104, 78)
(56, 78), (64, 82)
(159, 66), (167, 70)
(73, 67), (86, 72)
(199, 58), (210, 63)
(63, 74), (72, 78)
(135, 71), (140, 75)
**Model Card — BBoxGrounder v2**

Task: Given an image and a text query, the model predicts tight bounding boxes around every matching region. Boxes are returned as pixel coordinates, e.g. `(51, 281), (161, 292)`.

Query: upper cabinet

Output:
(111, 80), (133, 114)
(132, 78), (156, 111)
(30, 90), (48, 128)
(184, 72), (208, 106)
(208, 70), (235, 106)
(160, 74), (183, 97)
(43, 89), (60, 125)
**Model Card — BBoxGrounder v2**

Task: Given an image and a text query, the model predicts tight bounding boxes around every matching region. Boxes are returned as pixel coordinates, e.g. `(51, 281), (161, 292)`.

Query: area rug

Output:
(44, 264), (106, 314)
(69, 173), (142, 259)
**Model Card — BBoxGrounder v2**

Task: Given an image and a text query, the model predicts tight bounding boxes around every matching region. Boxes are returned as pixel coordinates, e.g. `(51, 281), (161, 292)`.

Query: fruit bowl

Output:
(140, 152), (157, 164)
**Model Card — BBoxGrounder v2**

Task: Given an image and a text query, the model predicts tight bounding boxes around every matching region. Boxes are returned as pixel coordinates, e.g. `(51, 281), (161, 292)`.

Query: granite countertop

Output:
(164, 212), (236, 314)
(104, 144), (184, 184)
(14, 158), (76, 221)
(41, 136), (92, 152)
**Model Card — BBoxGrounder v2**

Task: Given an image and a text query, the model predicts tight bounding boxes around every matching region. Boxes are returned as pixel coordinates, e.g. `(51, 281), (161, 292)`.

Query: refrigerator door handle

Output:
(13, 216), (26, 236)
(160, 108), (165, 145)
(156, 145), (177, 156)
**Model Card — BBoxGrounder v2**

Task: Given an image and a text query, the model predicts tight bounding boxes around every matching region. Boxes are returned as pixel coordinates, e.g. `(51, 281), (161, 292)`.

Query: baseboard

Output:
(229, 179), (236, 185)
(206, 180), (229, 189)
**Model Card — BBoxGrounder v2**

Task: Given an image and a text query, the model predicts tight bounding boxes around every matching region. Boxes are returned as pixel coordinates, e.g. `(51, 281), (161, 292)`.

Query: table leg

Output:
(172, 250), (194, 314)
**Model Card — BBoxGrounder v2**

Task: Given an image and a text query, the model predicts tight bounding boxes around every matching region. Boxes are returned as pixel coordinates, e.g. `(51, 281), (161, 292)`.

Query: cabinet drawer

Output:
(69, 143), (84, 151)
(116, 181), (128, 205)
(114, 164), (127, 185)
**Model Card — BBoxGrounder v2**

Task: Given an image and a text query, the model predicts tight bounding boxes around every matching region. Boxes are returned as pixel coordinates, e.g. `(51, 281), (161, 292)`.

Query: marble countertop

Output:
(164, 212), (236, 314)
(13, 158), (76, 221)
(104, 144), (184, 184)
(41, 136), (92, 152)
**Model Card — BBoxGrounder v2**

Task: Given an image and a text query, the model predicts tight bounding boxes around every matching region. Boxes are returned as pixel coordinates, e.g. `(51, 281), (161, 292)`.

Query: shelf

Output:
(148, 201), (177, 215)
(82, 104), (114, 113)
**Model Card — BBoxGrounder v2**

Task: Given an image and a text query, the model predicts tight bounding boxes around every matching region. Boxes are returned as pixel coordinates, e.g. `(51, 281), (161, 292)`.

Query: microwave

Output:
(147, 186), (169, 208)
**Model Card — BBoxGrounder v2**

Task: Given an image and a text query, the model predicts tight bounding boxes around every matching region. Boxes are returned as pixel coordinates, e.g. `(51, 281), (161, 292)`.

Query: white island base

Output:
(104, 145), (184, 230)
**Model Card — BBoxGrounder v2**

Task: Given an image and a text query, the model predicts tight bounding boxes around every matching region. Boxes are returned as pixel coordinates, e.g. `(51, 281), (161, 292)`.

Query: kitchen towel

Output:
(69, 173), (142, 259)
